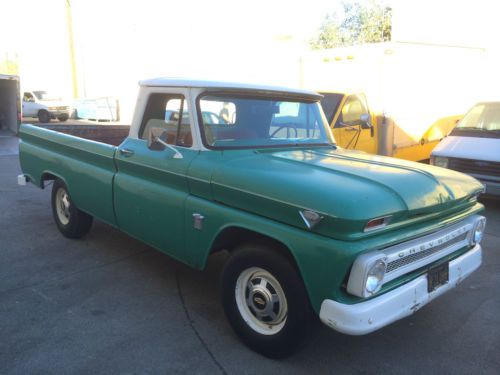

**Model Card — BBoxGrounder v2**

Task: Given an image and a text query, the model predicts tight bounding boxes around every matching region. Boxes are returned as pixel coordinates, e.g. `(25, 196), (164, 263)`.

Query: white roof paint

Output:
(139, 77), (321, 99)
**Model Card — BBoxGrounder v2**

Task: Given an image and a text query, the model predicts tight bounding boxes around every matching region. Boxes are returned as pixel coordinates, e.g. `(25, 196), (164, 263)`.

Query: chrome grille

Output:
(386, 232), (468, 273)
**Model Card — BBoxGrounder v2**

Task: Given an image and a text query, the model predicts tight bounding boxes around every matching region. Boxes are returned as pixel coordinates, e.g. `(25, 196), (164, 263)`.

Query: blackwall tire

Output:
(51, 179), (93, 238)
(38, 110), (50, 123)
(221, 243), (311, 358)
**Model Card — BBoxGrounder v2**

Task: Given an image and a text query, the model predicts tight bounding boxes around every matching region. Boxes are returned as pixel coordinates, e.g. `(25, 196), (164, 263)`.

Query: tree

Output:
(310, 1), (392, 50)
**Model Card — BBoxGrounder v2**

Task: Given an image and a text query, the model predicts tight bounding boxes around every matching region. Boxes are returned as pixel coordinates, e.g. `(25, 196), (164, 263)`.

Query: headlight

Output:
(431, 156), (448, 168)
(471, 217), (486, 245)
(365, 259), (386, 294)
(347, 254), (388, 298)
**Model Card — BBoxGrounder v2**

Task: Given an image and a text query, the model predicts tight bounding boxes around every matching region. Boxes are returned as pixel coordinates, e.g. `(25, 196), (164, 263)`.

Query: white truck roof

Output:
(139, 77), (321, 99)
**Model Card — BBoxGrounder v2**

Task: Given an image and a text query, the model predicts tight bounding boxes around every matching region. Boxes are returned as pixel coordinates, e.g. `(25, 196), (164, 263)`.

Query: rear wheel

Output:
(57, 114), (69, 122)
(221, 243), (311, 358)
(51, 179), (93, 238)
(38, 110), (50, 123)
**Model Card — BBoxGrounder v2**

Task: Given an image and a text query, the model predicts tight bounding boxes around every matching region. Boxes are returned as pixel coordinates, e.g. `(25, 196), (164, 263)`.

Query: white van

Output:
(431, 102), (500, 197)
(22, 91), (71, 123)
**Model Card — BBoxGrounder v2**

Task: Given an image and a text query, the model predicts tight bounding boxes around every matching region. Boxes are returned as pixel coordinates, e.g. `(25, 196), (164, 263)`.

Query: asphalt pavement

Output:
(1, 138), (499, 374)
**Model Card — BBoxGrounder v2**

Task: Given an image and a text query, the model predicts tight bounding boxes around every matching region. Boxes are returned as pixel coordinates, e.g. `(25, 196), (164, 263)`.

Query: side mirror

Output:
(360, 113), (371, 129)
(147, 127), (183, 159)
(147, 127), (166, 149)
(360, 113), (375, 137)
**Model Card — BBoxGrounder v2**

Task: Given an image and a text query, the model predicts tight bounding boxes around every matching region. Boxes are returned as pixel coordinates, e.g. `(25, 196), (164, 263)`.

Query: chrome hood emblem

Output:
(299, 210), (324, 230)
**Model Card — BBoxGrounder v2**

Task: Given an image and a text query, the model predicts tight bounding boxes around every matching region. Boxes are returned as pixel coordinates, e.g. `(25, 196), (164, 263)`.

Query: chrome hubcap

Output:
(55, 188), (71, 225)
(235, 267), (288, 335)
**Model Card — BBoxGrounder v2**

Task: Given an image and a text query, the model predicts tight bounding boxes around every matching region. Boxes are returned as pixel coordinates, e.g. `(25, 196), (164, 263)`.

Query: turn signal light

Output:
(364, 216), (391, 232)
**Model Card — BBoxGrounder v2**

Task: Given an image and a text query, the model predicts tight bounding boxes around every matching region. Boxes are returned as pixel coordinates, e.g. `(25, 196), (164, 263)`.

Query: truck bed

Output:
(19, 124), (123, 226)
(33, 124), (130, 146)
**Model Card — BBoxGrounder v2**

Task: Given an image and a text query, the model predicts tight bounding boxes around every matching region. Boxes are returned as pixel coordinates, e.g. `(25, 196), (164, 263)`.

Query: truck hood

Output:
(432, 135), (500, 163)
(211, 147), (483, 239)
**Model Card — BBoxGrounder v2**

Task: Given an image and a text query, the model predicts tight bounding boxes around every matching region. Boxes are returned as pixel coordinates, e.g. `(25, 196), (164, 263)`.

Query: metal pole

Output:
(65, 0), (78, 98)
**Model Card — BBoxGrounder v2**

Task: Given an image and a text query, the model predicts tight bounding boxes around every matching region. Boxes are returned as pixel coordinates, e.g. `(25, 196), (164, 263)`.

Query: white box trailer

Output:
(0, 74), (21, 134)
(300, 42), (487, 160)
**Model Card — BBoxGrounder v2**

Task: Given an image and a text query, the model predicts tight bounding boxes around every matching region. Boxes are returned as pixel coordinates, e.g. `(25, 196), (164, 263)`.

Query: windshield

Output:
(33, 91), (61, 101)
(451, 102), (500, 138)
(198, 94), (334, 149)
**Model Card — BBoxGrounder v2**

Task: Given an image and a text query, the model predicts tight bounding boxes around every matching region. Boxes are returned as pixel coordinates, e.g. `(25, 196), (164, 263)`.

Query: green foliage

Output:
(310, 1), (392, 49)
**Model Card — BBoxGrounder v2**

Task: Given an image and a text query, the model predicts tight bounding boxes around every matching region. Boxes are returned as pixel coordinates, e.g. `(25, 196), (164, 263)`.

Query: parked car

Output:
(431, 102), (500, 198)
(18, 78), (486, 357)
(22, 90), (71, 123)
(165, 109), (225, 124)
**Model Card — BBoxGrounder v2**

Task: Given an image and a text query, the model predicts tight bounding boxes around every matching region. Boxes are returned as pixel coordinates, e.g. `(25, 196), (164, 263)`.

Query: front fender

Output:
(183, 195), (358, 313)
(182, 195), (484, 314)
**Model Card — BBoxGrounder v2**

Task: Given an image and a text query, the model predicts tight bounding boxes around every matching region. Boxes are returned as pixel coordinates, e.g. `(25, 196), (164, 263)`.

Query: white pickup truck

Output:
(22, 90), (71, 123)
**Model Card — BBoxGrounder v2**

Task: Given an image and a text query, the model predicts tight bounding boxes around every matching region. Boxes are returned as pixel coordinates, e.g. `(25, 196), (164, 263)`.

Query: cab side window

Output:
(23, 92), (35, 102)
(139, 94), (192, 147)
(335, 94), (369, 128)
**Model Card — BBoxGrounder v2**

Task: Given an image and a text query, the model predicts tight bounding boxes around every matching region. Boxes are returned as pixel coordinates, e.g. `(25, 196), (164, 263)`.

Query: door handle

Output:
(118, 148), (134, 157)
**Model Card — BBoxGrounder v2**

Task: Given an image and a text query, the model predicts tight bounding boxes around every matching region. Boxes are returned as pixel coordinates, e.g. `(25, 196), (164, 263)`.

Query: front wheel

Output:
(51, 179), (93, 238)
(38, 110), (50, 123)
(221, 244), (311, 358)
(57, 114), (69, 122)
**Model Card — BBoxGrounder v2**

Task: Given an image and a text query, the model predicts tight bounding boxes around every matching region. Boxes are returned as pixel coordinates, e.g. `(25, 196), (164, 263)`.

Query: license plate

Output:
(427, 262), (449, 292)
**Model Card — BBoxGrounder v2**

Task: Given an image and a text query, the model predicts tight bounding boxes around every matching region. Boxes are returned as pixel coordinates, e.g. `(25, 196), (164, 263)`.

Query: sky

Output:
(1, 0), (346, 96)
(1, 0), (499, 114)
(69, 0), (351, 96)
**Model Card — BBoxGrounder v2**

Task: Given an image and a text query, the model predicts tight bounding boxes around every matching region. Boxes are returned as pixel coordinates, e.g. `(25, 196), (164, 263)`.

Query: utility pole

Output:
(65, 0), (78, 98)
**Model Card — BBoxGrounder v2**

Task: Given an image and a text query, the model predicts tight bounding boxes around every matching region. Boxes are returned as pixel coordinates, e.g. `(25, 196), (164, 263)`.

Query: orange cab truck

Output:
(301, 42), (486, 162)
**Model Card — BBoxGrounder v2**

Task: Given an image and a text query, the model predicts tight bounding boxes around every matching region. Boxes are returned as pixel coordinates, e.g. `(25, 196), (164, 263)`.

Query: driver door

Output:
(333, 94), (377, 154)
(113, 90), (197, 261)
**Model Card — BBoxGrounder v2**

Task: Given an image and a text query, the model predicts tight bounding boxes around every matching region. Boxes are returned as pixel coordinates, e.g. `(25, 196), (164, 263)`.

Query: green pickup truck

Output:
(18, 78), (487, 358)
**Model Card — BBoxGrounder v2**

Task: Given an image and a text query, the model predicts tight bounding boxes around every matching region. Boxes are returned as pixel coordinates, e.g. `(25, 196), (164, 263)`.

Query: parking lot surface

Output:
(1, 143), (499, 374)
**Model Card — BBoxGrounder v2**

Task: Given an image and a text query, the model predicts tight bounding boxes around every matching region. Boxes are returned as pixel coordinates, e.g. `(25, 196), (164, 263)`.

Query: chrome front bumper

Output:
(319, 244), (482, 335)
(49, 110), (70, 117)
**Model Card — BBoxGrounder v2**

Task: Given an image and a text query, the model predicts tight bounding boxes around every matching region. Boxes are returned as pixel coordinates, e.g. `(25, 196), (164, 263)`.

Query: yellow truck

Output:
(302, 42), (486, 162)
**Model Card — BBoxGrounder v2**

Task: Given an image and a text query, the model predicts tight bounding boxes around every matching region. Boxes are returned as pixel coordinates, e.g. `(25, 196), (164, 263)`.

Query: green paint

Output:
(19, 124), (484, 313)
